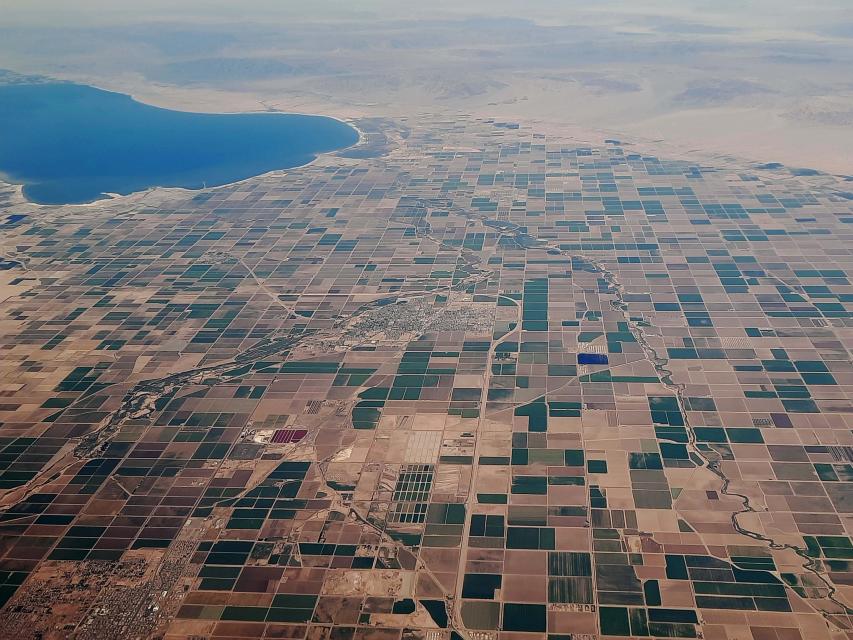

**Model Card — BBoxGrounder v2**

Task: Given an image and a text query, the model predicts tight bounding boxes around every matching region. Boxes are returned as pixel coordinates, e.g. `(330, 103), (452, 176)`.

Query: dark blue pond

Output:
(0, 82), (359, 205)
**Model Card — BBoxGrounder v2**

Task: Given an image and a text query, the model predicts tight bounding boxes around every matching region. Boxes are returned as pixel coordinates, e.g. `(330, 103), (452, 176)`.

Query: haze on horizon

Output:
(2, 0), (852, 173)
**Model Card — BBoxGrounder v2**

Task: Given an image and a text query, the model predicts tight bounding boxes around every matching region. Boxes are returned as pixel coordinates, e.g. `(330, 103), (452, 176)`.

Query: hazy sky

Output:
(2, 0), (851, 32)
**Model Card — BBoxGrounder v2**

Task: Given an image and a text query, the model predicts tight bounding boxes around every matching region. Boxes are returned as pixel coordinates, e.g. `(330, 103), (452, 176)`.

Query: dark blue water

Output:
(0, 82), (359, 205)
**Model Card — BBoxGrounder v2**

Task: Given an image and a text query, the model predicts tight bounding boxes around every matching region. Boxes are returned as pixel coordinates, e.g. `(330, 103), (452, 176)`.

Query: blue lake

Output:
(0, 82), (359, 205)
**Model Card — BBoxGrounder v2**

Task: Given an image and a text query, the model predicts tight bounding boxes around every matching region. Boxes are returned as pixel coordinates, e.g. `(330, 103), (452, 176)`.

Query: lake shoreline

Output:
(0, 81), (361, 206)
